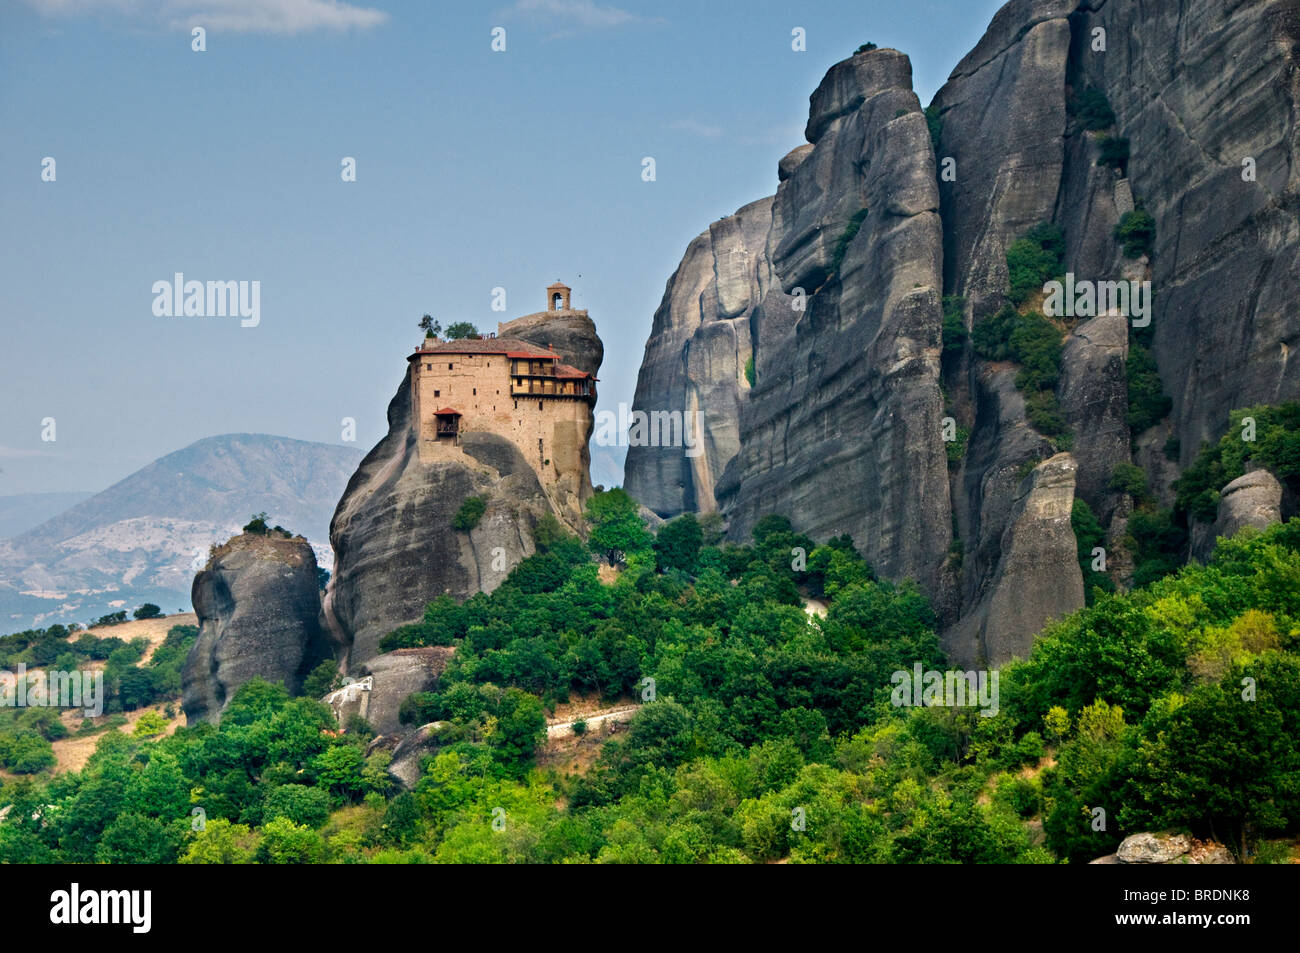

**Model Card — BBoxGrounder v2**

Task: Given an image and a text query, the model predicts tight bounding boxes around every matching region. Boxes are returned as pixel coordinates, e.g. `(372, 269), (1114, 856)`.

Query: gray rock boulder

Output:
(183, 533), (331, 724)
(624, 196), (774, 517)
(1190, 468), (1285, 562)
(1117, 832), (1192, 865)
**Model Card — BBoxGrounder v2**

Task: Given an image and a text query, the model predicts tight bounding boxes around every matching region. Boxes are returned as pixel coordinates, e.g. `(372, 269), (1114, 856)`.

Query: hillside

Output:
(0, 434), (363, 630)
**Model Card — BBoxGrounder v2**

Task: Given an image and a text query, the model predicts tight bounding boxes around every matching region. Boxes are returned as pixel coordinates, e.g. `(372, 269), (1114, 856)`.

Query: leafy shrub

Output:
(1108, 462), (1149, 500)
(925, 104), (943, 153)
(1005, 223), (1065, 305)
(1126, 342), (1171, 433)
(856, 42), (877, 53)
(941, 296), (966, 356)
(830, 209), (869, 274)
(744, 354), (755, 387)
(133, 603), (162, 620)
(452, 496), (488, 531)
(1115, 209), (1156, 258)
(1096, 135), (1129, 171)
(1174, 403), (1300, 520)
(1073, 86), (1116, 130)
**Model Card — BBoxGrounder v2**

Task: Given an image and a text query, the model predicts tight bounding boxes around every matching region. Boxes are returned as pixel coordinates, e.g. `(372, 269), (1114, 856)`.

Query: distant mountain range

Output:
(0, 434), (364, 632)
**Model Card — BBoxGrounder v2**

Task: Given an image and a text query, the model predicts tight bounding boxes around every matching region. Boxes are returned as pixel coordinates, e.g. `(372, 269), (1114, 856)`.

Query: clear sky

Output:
(1, 0), (1007, 495)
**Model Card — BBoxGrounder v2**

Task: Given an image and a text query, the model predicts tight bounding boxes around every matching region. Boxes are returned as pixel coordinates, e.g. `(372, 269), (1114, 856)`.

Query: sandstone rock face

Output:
(1066, 0), (1300, 466)
(325, 313), (602, 670)
(625, 0), (1300, 666)
(1058, 313), (1130, 522)
(624, 196), (774, 516)
(323, 647), (454, 736)
(718, 49), (953, 602)
(183, 534), (331, 724)
(943, 454), (1084, 668)
(1190, 468), (1285, 562)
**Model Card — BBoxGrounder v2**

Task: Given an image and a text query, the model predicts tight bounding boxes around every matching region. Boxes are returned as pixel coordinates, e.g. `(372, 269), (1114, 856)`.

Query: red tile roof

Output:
(411, 336), (559, 360)
(555, 363), (593, 379)
(433, 407), (462, 416)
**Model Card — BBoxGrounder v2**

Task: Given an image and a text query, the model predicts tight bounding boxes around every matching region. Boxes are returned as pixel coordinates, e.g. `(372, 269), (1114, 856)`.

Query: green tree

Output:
(180, 819), (260, 864)
(132, 602), (162, 620)
(445, 321), (479, 339)
(453, 496), (487, 531)
(585, 488), (652, 564)
(259, 816), (327, 864)
(654, 513), (703, 574)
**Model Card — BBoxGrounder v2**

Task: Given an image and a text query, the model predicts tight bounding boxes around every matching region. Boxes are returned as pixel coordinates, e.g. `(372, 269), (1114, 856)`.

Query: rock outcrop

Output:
(1091, 832), (1233, 865)
(624, 196), (774, 516)
(944, 453), (1084, 667)
(182, 533), (331, 724)
(1058, 313), (1130, 522)
(324, 313), (603, 669)
(627, 0), (1300, 666)
(1190, 468), (1286, 562)
(322, 646), (454, 736)
(710, 49), (952, 603)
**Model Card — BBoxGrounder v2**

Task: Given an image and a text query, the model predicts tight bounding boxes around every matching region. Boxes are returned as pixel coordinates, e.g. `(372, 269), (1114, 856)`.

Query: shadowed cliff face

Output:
(323, 314), (603, 669)
(627, 0), (1300, 666)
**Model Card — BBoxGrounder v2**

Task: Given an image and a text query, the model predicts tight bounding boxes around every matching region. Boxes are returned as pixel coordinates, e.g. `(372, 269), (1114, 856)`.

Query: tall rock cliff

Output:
(624, 196), (774, 516)
(323, 312), (603, 669)
(628, 49), (953, 604)
(627, 0), (1300, 666)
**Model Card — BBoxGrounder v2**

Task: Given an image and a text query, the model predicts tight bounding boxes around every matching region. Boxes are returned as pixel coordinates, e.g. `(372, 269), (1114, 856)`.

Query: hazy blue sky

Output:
(1, 0), (1006, 495)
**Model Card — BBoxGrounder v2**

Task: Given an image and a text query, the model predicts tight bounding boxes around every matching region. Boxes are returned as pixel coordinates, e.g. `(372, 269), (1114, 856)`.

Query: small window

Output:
(448, 362), (453, 370)
(434, 390), (440, 397)
(538, 438), (544, 457)
(538, 401), (543, 411)
(513, 400), (517, 410)
(473, 388), (477, 396)
(425, 363), (431, 370)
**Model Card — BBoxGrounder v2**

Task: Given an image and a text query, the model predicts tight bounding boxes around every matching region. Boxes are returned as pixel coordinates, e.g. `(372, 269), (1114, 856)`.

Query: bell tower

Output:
(546, 280), (571, 312)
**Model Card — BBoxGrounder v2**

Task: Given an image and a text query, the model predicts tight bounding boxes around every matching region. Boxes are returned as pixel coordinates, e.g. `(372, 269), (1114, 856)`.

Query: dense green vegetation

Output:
(925, 104), (943, 153)
(0, 622), (197, 776)
(452, 496), (488, 531)
(1125, 337), (1171, 435)
(1004, 222), (1064, 306)
(4, 488), (1298, 863)
(972, 305), (1067, 441)
(1096, 136), (1129, 173)
(1115, 209), (1156, 258)
(1174, 403), (1300, 521)
(1072, 86), (1116, 131)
